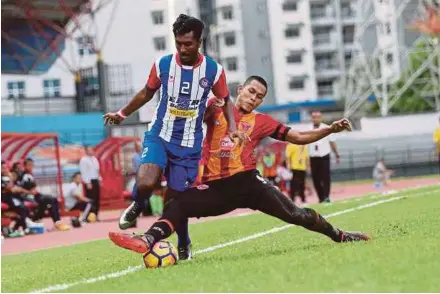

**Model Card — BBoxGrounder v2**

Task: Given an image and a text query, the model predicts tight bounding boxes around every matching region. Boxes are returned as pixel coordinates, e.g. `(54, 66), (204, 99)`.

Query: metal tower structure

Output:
(344, 0), (440, 117)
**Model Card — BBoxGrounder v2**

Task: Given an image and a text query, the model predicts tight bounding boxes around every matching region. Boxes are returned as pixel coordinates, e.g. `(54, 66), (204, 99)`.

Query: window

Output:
(261, 56), (271, 64)
(154, 37), (166, 51)
(228, 82), (240, 95)
(315, 53), (337, 69)
(77, 36), (95, 57)
(257, 2), (266, 13)
(285, 26), (300, 38)
(222, 6), (233, 20)
(43, 79), (61, 98)
(386, 53), (393, 63)
(82, 76), (99, 97)
(259, 29), (269, 39)
(289, 78), (304, 90)
(224, 32), (236, 46)
(286, 52), (302, 63)
(317, 80), (333, 96)
(283, 0), (297, 11)
(343, 25), (355, 44)
(7, 81), (25, 99)
(384, 22), (391, 34)
(151, 11), (164, 25)
(344, 53), (352, 68)
(225, 57), (238, 71)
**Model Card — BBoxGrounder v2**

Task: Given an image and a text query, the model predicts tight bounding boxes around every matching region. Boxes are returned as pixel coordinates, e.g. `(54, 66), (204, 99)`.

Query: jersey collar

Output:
(175, 53), (204, 69)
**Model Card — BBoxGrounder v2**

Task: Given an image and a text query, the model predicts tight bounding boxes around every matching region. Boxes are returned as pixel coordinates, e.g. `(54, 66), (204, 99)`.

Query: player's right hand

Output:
(229, 130), (250, 146)
(103, 112), (125, 125)
(330, 118), (352, 133)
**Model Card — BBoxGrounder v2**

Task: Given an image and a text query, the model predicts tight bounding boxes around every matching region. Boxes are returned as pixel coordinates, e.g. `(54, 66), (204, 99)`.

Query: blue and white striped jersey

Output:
(146, 53), (229, 150)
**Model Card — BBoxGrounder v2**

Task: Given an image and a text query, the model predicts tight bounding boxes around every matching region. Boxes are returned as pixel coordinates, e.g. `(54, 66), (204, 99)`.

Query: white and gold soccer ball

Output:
(143, 240), (178, 268)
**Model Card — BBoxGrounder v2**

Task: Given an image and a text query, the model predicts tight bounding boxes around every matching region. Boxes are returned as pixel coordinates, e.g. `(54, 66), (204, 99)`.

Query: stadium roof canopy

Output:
(1, 0), (90, 75)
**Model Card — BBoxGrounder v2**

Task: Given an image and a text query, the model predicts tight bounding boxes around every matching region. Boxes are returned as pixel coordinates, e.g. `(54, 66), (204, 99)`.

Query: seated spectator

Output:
(373, 158), (394, 188)
(19, 158), (70, 231)
(1, 161), (41, 237)
(63, 172), (94, 227)
(11, 161), (24, 184)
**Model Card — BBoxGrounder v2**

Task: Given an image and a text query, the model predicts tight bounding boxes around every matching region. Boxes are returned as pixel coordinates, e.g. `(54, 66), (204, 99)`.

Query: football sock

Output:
(133, 183), (153, 209)
(144, 220), (174, 245)
(176, 218), (191, 247)
(301, 208), (342, 242)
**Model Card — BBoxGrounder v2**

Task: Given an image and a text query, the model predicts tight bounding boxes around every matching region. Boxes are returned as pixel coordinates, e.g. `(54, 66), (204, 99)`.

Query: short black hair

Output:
(72, 172), (81, 180)
(173, 14), (205, 40)
(24, 158), (33, 164)
(12, 162), (21, 170)
(243, 75), (268, 90)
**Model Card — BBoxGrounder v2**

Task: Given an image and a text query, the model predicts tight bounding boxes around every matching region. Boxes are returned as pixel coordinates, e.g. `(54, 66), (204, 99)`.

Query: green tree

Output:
(368, 38), (439, 115)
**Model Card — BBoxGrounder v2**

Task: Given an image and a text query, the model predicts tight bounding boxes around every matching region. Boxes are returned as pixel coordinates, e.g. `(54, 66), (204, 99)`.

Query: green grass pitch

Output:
(2, 185), (440, 292)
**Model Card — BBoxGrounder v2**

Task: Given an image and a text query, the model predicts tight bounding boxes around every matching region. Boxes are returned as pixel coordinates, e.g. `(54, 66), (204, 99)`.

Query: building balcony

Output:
(317, 85), (334, 97)
(315, 67), (341, 79)
(310, 9), (336, 25)
(313, 35), (338, 52)
(315, 59), (339, 69)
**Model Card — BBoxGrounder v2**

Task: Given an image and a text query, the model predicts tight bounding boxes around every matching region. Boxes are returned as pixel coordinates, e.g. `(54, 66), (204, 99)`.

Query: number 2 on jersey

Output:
(180, 82), (191, 95)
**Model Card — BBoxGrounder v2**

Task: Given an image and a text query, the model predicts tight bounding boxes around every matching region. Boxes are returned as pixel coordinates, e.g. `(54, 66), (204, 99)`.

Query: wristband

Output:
(117, 109), (127, 118)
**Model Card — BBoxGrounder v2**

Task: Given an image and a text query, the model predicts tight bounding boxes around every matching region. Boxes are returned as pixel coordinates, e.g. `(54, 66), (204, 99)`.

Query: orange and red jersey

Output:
(201, 99), (290, 182)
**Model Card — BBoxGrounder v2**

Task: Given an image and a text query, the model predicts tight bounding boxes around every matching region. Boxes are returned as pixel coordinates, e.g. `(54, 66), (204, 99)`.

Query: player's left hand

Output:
(330, 118), (352, 133)
(229, 130), (250, 146)
(212, 97), (225, 108)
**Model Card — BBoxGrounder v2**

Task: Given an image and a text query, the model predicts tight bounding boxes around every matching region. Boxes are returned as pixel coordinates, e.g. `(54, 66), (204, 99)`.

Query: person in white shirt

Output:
(79, 146), (100, 221)
(308, 111), (341, 203)
(372, 158), (393, 188)
(64, 172), (94, 225)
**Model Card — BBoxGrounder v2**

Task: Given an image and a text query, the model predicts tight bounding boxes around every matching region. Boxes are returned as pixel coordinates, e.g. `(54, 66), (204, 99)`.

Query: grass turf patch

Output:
(1, 185), (439, 292)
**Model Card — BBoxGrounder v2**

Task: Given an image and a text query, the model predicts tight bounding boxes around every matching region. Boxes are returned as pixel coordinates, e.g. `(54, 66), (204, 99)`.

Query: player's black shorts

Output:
(167, 169), (302, 225)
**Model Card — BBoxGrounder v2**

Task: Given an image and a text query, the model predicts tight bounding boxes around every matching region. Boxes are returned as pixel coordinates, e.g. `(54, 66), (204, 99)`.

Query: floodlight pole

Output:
(96, 51), (108, 113)
(75, 71), (85, 112)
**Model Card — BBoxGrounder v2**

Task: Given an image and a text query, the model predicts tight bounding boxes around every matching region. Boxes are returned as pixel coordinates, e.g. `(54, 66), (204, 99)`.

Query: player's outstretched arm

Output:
(104, 60), (161, 125)
(286, 118), (352, 145)
(103, 87), (156, 125)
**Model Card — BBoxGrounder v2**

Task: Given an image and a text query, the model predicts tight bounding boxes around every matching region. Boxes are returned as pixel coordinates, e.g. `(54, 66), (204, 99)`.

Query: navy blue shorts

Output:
(140, 132), (200, 192)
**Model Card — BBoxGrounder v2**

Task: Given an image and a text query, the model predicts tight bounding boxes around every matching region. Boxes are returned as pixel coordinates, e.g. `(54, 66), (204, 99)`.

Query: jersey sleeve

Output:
(204, 96), (223, 124)
(256, 114), (291, 141)
(211, 66), (229, 99)
(145, 59), (161, 91)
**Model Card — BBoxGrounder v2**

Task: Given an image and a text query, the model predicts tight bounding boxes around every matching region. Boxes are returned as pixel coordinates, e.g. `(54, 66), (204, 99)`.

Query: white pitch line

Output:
(30, 187), (439, 293)
(12, 183), (439, 258)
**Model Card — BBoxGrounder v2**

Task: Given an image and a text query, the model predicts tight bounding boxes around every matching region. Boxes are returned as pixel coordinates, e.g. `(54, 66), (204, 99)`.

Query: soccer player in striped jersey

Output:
(108, 76), (370, 257)
(103, 14), (245, 260)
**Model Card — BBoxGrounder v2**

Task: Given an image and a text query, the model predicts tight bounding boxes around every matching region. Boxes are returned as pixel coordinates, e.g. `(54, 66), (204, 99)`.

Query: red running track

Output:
(2, 177), (438, 256)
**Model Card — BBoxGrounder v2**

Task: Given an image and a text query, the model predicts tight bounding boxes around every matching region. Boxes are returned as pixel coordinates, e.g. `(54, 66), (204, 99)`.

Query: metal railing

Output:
(315, 60), (340, 70)
(318, 85), (334, 96)
(331, 148), (438, 181)
(1, 97), (77, 115)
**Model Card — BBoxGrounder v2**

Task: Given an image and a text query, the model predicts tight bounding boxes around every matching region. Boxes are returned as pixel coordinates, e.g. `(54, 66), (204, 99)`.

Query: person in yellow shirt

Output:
(285, 143), (309, 203)
(434, 117), (440, 173)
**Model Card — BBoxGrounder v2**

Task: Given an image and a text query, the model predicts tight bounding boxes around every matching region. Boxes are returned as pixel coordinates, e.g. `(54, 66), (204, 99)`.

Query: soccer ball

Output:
(143, 240), (178, 268)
